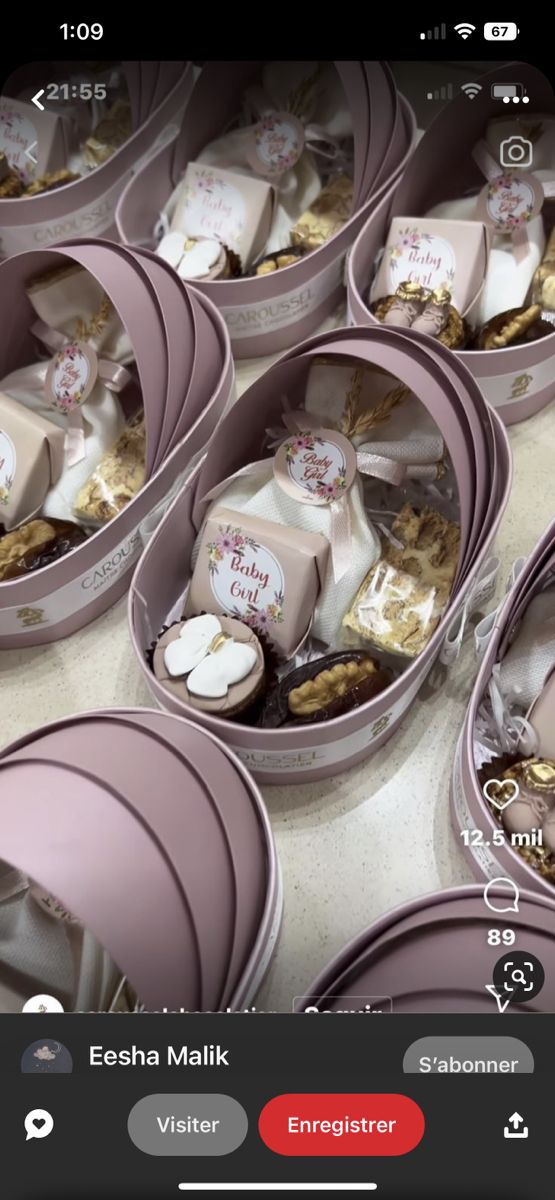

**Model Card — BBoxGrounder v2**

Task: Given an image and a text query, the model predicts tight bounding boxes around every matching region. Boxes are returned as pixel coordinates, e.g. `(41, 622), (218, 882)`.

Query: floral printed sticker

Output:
(248, 111), (305, 176)
(388, 226), (456, 293)
(477, 171), (543, 233)
(179, 166), (246, 255)
(0, 430), (16, 507)
(45, 342), (98, 414)
(0, 106), (38, 183)
(207, 523), (285, 637)
(274, 428), (357, 506)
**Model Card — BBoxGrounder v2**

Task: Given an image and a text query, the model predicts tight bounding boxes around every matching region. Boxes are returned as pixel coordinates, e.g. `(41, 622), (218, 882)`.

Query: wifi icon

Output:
(461, 82), (483, 100)
(454, 22), (476, 38)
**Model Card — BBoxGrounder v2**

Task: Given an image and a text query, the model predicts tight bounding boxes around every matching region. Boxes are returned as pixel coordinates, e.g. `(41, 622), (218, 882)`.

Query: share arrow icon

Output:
(31, 90), (45, 111)
(485, 983), (512, 1013)
(504, 1112), (528, 1139)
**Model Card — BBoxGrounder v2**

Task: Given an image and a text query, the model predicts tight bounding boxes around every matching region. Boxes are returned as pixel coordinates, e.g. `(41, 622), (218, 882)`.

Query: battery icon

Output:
(491, 83), (530, 104)
(484, 22), (519, 40)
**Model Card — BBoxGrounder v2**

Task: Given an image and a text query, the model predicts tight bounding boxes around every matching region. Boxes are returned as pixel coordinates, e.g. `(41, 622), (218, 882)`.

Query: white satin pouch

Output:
(196, 61), (353, 254)
(0, 864), (120, 1014)
(0, 266), (133, 524)
(304, 361), (445, 479)
(498, 590), (555, 709)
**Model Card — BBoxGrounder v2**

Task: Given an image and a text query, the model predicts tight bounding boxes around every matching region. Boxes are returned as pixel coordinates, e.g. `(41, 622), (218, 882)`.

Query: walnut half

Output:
(288, 657), (380, 717)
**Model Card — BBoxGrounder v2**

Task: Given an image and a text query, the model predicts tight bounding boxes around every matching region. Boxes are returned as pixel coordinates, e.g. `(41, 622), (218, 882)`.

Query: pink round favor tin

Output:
(129, 325), (511, 784)
(347, 63), (555, 425)
(0, 707), (282, 1012)
(297, 884), (555, 1012)
(116, 61), (416, 359)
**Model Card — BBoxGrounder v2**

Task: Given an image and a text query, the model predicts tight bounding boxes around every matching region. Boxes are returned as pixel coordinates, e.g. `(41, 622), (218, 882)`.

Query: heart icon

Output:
(33, 1119), (46, 1130)
(483, 777), (520, 812)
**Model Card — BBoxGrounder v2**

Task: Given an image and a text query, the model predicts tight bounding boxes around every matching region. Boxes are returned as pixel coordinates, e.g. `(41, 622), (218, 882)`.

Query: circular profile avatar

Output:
(21, 1039), (73, 1074)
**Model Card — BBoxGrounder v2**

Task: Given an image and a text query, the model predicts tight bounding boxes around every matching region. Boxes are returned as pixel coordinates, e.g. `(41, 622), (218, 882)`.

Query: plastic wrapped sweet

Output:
(74, 415), (145, 525)
(343, 504), (461, 658)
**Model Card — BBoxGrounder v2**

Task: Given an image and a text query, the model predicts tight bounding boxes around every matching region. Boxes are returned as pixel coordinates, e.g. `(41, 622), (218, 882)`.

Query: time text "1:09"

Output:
(60, 23), (103, 40)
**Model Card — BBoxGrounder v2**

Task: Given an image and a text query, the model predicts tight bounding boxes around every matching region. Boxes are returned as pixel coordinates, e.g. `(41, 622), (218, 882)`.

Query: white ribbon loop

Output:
(440, 557), (500, 666)
(474, 556), (528, 658)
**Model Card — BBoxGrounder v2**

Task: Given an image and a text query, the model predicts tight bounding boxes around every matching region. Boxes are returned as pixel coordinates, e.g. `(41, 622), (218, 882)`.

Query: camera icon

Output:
(500, 135), (533, 169)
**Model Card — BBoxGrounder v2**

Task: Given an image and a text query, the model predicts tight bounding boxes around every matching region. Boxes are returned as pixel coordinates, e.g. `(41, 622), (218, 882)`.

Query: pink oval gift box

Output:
(129, 325), (511, 785)
(116, 61), (416, 359)
(0, 62), (194, 257)
(347, 63), (555, 425)
(0, 242), (233, 648)
(452, 516), (555, 898)
(0, 707), (282, 1012)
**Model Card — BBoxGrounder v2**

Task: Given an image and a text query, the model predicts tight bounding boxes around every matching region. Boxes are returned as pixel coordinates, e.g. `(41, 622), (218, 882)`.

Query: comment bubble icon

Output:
(483, 877), (520, 914)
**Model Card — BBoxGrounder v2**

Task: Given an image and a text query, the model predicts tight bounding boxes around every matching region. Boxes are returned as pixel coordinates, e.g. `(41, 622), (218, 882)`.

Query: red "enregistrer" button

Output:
(259, 1093), (425, 1157)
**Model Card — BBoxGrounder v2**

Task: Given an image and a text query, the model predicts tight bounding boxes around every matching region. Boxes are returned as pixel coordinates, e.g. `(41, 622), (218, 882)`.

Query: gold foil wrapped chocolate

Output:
(532, 226), (555, 312)
(74, 414), (146, 525)
(372, 291), (466, 349)
(473, 304), (552, 350)
(84, 99), (132, 166)
(501, 758), (555, 794)
(254, 246), (304, 275)
(291, 173), (353, 251)
(481, 755), (555, 884)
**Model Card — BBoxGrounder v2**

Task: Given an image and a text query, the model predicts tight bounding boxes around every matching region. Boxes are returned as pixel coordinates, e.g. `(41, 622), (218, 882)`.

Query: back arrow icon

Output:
(24, 141), (37, 164)
(485, 984), (512, 1012)
(31, 89), (45, 111)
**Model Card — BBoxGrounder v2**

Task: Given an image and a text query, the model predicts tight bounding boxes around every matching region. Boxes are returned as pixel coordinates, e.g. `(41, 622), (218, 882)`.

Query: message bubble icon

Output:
(484, 877), (520, 914)
(25, 1110), (54, 1141)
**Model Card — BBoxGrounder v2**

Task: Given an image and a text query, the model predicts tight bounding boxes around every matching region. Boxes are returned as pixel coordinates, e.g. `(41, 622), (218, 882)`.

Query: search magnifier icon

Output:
(494, 951), (545, 1003)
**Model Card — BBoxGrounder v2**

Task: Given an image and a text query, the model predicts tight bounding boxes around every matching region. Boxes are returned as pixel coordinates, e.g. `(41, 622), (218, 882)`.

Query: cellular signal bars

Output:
(420, 24), (447, 40)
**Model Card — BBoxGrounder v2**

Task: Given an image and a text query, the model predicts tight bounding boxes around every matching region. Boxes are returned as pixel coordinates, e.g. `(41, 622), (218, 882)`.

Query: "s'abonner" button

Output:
(258, 1093), (425, 1156)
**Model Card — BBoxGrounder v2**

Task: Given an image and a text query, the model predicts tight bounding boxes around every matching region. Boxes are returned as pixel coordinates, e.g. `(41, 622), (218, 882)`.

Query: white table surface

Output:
(1, 311), (554, 1013)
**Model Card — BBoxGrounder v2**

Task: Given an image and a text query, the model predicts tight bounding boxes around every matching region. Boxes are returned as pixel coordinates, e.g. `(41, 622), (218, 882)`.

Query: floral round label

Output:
(45, 342), (98, 414)
(248, 111), (305, 176)
(206, 522), (285, 637)
(274, 428), (357, 506)
(0, 108), (38, 183)
(478, 171), (543, 232)
(388, 226), (456, 296)
(0, 429), (16, 507)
